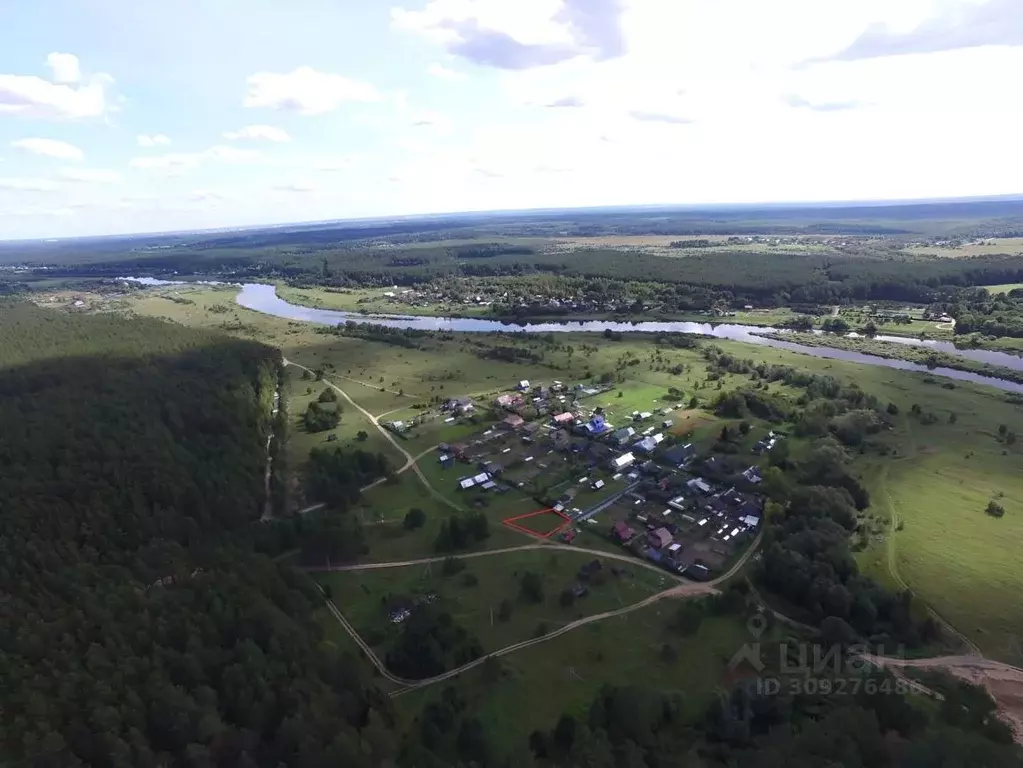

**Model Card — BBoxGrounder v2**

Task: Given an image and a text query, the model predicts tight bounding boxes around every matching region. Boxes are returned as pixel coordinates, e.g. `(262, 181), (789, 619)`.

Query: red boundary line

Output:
(502, 508), (572, 540)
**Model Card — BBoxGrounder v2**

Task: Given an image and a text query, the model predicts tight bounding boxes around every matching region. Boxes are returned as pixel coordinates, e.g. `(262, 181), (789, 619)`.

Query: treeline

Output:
(528, 678), (1019, 767)
(704, 345), (936, 646)
(0, 302), (396, 767)
(949, 288), (1023, 339)
(316, 320), (434, 349)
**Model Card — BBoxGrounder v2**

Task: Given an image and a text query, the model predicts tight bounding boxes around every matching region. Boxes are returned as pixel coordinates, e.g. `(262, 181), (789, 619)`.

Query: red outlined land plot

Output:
(502, 508), (572, 540)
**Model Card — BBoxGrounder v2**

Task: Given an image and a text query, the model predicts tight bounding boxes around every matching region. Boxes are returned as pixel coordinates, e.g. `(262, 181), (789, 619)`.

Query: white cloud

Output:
(272, 181), (317, 193)
(392, 0), (626, 69)
(129, 153), (202, 174)
(316, 155), (357, 172)
(12, 138), (85, 161)
(130, 145), (263, 175)
(244, 66), (380, 115)
(59, 167), (124, 184)
(137, 133), (171, 147)
(191, 189), (226, 202)
(205, 144), (263, 162)
(427, 62), (468, 81)
(223, 124), (292, 142)
(0, 177), (58, 192)
(0, 55), (110, 120)
(46, 53), (81, 84)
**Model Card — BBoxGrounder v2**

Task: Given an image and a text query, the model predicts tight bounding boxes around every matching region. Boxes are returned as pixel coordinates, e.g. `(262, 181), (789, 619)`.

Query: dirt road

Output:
(285, 359), (461, 511)
(865, 655), (1023, 742)
(318, 530), (761, 697)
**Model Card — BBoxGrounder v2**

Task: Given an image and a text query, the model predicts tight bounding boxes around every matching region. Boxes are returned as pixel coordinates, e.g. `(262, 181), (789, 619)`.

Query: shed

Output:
(610, 452), (636, 470)
(650, 527), (673, 548)
(502, 414), (525, 429)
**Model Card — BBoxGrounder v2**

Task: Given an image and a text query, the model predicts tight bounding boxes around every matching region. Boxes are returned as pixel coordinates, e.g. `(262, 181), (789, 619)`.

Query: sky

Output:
(0, 0), (1021, 239)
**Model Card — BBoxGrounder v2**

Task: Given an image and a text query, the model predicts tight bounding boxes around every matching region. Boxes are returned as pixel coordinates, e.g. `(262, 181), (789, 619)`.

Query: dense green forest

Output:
(0, 303), (396, 767)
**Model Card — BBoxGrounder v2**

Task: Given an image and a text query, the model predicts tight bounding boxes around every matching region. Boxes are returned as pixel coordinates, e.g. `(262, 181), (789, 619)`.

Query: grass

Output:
(354, 472), (532, 561)
(393, 606), (755, 756)
(904, 237), (1023, 258)
(983, 282), (1023, 295)
(316, 548), (674, 660)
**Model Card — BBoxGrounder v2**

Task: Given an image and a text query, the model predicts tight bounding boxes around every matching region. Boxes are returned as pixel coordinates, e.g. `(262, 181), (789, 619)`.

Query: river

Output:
(124, 279), (1023, 394)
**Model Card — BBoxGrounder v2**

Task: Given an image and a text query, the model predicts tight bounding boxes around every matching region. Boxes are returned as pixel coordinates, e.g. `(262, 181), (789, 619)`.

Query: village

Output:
(388, 377), (774, 583)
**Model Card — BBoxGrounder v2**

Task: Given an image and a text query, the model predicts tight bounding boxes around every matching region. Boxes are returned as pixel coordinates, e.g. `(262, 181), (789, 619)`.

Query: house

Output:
(482, 461), (504, 476)
(592, 479), (606, 490)
(611, 426), (636, 445)
(742, 466), (763, 484)
(450, 443), (469, 460)
(444, 395), (475, 414)
(740, 514), (761, 528)
(662, 420), (673, 429)
(634, 436), (662, 454)
(459, 477), (476, 490)
(502, 414), (525, 429)
(553, 412), (576, 425)
(686, 477), (713, 494)
(389, 420), (409, 433)
(662, 443), (696, 468)
(496, 393), (524, 409)
(473, 472), (490, 485)
(643, 547), (663, 564)
(610, 452), (636, 471)
(667, 495), (687, 511)
(612, 521), (636, 542)
(438, 453), (453, 466)
(579, 415), (611, 436)
(640, 460), (660, 476)
(517, 379), (531, 391)
(649, 527), (673, 549)
(686, 563), (712, 581)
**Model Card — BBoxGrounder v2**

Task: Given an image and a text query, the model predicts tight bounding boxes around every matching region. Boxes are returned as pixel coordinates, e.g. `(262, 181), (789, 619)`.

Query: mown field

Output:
(117, 282), (1023, 662)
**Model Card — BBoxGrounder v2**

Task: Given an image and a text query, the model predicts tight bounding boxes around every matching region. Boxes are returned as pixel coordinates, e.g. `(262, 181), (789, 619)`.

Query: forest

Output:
(0, 303), (397, 767)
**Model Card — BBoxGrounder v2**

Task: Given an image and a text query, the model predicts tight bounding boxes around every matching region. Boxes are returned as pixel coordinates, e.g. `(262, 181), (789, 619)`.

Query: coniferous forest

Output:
(0, 303), (395, 767)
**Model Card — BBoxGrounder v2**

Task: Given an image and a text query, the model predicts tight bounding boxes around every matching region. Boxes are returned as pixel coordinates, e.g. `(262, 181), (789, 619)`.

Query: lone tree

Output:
(520, 572), (544, 604)
(403, 507), (426, 530)
(986, 500), (1006, 518)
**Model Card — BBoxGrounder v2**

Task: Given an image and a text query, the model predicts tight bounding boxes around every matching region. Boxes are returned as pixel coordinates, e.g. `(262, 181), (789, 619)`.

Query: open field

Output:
(984, 283), (1023, 295)
(316, 549), (674, 658)
(392, 606), (756, 755)
(906, 237), (1023, 258)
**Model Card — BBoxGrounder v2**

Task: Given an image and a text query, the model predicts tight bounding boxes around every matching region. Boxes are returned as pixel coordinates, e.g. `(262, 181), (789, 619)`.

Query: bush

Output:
(520, 572), (544, 603)
(441, 556), (466, 576)
(403, 507), (426, 530)
(318, 387), (339, 403)
(986, 500), (1006, 518)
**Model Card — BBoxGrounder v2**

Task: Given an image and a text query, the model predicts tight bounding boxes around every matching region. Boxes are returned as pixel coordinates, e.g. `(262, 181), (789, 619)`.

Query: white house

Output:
(610, 452), (636, 471)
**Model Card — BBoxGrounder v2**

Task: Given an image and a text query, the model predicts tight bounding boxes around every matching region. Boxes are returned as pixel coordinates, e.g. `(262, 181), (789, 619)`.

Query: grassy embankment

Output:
(776, 331), (1023, 386)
